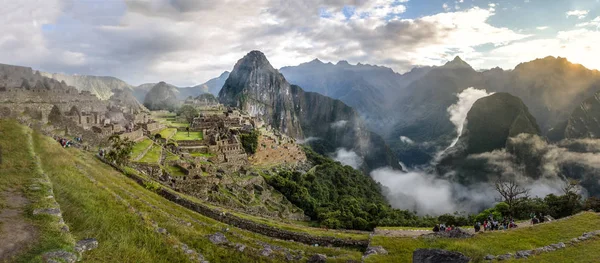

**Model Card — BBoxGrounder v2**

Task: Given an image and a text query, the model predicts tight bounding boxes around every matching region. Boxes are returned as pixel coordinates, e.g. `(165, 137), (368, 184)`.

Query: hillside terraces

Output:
(0, 120), (365, 262)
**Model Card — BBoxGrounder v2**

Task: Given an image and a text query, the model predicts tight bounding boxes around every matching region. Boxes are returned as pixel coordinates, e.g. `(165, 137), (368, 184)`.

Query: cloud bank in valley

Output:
(331, 148), (363, 169)
(446, 87), (494, 148)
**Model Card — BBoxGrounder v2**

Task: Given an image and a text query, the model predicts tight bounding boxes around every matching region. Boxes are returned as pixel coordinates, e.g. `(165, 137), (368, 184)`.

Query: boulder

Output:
(496, 253), (512, 260)
(484, 255), (495, 260)
(259, 247), (273, 257)
(307, 254), (327, 263)
(364, 246), (388, 257)
(42, 250), (77, 263)
(208, 232), (229, 245)
(412, 248), (470, 263)
(515, 250), (531, 258)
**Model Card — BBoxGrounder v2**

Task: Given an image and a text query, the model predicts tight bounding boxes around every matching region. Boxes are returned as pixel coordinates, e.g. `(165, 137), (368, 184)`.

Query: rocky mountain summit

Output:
(40, 72), (132, 100)
(143, 81), (180, 111)
(219, 51), (400, 170)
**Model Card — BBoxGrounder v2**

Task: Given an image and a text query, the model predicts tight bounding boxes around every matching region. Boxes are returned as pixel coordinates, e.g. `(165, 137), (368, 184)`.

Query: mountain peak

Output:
(232, 50), (275, 73)
(443, 56), (472, 69)
(337, 60), (350, 66)
(308, 58), (323, 64)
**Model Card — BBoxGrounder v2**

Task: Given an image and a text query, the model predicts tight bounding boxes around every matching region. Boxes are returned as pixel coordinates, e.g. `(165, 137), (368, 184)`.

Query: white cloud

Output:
(536, 26), (549, 30)
(331, 120), (348, 128)
(576, 16), (600, 28)
(400, 136), (414, 144)
(442, 3), (450, 11)
(486, 28), (600, 73)
(0, 1), (533, 85)
(445, 87), (494, 148)
(331, 148), (363, 169)
(566, 10), (589, 19)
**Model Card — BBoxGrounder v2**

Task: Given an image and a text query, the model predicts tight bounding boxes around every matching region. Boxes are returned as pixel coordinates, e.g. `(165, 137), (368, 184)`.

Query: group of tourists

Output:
(530, 212), (546, 225)
(432, 224), (456, 232)
(54, 136), (82, 148)
(474, 213), (518, 232)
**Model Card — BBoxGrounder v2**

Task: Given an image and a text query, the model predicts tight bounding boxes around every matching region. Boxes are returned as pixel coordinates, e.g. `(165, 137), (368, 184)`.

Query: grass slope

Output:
(367, 212), (600, 263)
(173, 131), (203, 141)
(4, 120), (362, 262)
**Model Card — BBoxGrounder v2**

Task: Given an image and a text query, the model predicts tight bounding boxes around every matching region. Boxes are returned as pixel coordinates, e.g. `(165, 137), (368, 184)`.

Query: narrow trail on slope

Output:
(0, 189), (37, 261)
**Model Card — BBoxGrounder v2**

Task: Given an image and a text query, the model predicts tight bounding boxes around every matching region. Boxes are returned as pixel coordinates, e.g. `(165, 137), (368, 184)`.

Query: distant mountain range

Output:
(280, 56), (600, 167)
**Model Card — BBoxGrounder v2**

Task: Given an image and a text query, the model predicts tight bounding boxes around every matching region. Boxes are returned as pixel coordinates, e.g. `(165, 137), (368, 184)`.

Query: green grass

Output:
(22, 126), (363, 262)
(158, 128), (177, 139)
(173, 131), (203, 141)
(130, 138), (153, 160)
(138, 145), (162, 164)
(366, 212), (600, 263)
(164, 151), (180, 162)
(0, 120), (74, 262)
(164, 165), (187, 177)
(169, 122), (190, 128)
(506, 236), (600, 263)
(190, 152), (214, 158)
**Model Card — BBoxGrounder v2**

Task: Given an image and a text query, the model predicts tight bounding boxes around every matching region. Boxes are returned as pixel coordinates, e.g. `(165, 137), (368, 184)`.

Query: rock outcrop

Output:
(40, 72), (132, 100)
(219, 51), (400, 170)
(143, 82), (180, 111)
(564, 92), (600, 139)
(413, 248), (470, 263)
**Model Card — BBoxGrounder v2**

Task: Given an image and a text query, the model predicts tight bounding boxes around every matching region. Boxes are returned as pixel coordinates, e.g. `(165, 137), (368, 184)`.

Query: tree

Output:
(105, 135), (134, 166)
(177, 105), (198, 124)
(495, 180), (530, 215)
(240, 130), (260, 154)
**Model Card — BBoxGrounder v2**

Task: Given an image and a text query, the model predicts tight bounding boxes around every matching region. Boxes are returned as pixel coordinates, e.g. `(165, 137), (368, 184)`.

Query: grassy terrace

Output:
(130, 138), (153, 160)
(173, 131), (203, 141)
(138, 145), (162, 164)
(25, 127), (362, 262)
(158, 128), (177, 140)
(0, 120), (74, 262)
(366, 212), (600, 263)
(190, 152), (214, 158)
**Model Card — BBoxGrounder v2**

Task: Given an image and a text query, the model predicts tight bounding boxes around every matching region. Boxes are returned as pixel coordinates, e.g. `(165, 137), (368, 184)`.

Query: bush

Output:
(240, 130), (259, 154)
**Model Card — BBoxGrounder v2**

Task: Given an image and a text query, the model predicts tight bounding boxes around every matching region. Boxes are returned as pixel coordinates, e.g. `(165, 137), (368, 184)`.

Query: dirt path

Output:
(0, 189), (37, 261)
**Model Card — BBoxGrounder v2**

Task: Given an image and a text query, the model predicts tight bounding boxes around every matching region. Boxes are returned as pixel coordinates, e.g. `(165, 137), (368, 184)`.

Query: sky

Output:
(0, 0), (599, 87)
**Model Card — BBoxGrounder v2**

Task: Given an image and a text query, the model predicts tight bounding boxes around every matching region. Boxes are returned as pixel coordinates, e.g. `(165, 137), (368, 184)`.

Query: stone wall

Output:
(120, 129), (144, 142)
(100, 158), (368, 250)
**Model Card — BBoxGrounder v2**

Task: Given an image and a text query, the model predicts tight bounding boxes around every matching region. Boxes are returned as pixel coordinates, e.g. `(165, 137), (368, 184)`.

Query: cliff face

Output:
(461, 93), (541, 154)
(565, 92), (600, 139)
(143, 82), (180, 111)
(40, 72), (132, 100)
(219, 51), (399, 170)
(437, 93), (541, 182)
(219, 51), (303, 138)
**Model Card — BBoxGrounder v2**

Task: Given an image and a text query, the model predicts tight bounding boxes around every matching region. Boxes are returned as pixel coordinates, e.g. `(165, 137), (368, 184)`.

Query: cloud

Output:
(297, 136), (321, 144)
(0, 1), (531, 86)
(446, 87), (494, 148)
(331, 120), (348, 128)
(576, 16), (600, 29)
(331, 148), (362, 169)
(442, 3), (450, 11)
(400, 136), (414, 144)
(486, 28), (600, 74)
(566, 10), (589, 19)
(536, 26), (549, 30)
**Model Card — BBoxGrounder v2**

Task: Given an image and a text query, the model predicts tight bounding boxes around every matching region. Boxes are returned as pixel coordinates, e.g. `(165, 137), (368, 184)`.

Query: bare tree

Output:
(563, 179), (579, 195)
(495, 180), (530, 212)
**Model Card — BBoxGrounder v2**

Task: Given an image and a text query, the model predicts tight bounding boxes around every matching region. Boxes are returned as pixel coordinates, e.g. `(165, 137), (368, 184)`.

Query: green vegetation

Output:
(177, 105), (198, 124)
(164, 151), (180, 162)
(130, 138), (153, 159)
(158, 128), (177, 140)
(2, 120), (362, 262)
(240, 130), (260, 154)
(138, 145), (162, 164)
(0, 120), (74, 262)
(366, 212), (600, 263)
(173, 131), (203, 141)
(105, 135), (134, 166)
(263, 147), (432, 230)
(190, 152), (214, 158)
(164, 165), (187, 177)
